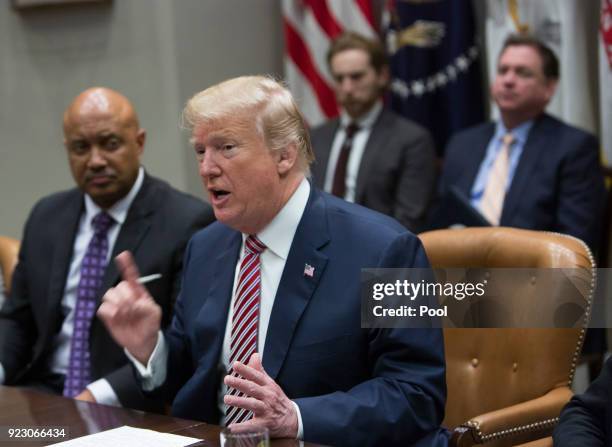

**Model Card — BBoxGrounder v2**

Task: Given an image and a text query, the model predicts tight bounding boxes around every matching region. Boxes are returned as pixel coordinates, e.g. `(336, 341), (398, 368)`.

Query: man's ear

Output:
(136, 129), (146, 155)
(276, 144), (299, 175)
(377, 65), (390, 90)
(544, 79), (558, 103)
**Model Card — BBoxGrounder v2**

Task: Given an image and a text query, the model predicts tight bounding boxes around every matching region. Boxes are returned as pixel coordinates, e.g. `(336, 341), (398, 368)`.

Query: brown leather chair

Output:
(0, 236), (20, 296)
(514, 438), (552, 447)
(419, 227), (595, 447)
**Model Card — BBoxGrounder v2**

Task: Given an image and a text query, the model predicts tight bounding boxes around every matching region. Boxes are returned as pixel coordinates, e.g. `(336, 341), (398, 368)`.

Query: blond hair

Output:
(183, 76), (314, 174)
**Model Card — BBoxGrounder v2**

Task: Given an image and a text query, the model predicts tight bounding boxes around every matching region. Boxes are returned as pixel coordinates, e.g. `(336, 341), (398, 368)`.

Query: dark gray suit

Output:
(310, 108), (437, 233)
(0, 173), (215, 412)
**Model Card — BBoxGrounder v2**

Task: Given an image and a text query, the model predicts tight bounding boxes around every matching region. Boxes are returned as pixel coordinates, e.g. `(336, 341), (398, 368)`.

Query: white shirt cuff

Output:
(86, 378), (120, 407)
(124, 330), (168, 391)
(292, 401), (304, 440)
(0, 362), (5, 384)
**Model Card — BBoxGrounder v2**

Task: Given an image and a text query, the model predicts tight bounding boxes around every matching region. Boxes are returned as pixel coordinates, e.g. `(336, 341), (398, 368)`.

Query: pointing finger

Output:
(115, 251), (146, 297)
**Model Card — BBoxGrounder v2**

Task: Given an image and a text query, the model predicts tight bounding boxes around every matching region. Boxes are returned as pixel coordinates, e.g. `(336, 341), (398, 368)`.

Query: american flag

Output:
(282, 0), (378, 127)
(304, 263), (315, 277)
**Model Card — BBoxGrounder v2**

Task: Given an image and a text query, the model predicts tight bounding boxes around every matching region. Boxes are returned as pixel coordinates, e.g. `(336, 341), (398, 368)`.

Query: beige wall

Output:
(0, 0), (283, 238)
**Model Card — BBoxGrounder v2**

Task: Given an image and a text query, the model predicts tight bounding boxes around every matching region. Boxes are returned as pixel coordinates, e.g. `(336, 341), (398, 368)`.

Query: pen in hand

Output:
(137, 273), (162, 284)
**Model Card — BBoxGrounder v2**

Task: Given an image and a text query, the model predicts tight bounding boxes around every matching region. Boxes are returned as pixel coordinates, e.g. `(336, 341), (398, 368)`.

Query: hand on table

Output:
(224, 353), (298, 439)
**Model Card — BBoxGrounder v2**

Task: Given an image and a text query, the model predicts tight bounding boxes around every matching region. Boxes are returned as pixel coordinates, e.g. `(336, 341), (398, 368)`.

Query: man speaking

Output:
(99, 76), (446, 446)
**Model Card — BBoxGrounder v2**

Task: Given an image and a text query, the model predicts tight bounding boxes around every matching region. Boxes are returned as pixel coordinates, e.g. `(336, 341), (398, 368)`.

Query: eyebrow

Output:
(190, 130), (240, 146)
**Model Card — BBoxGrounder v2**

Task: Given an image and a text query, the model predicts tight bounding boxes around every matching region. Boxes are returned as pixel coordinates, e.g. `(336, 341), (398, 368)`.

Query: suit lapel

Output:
(99, 175), (155, 297)
(312, 121), (339, 188)
(196, 230), (242, 373)
(45, 191), (83, 336)
(501, 116), (549, 223)
(355, 110), (392, 201)
(263, 188), (330, 380)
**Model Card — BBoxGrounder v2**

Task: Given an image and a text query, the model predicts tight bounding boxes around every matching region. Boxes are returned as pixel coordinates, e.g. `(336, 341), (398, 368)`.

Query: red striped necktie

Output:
(224, 235), (266, 426)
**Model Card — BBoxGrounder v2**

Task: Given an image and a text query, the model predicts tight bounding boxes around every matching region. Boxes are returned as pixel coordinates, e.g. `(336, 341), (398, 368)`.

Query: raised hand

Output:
(224, 353), (298, 439)
(97, 251), (162, 365)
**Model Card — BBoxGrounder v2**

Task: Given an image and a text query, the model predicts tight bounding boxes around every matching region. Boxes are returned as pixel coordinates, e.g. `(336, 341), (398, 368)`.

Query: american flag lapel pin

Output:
(303, 263), (315, 278)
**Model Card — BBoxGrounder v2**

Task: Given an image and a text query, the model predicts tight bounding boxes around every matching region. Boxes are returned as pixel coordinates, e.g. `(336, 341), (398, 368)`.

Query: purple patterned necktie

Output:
(63, 212), (114, 398)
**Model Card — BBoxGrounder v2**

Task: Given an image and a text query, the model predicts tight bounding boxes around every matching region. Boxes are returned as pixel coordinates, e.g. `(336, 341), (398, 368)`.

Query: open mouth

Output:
(212, 190), (229, 199)
(209, 188), (231, 203)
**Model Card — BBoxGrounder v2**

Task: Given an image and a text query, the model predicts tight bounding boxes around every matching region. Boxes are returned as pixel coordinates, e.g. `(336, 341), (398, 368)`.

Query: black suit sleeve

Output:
(553, 357), (611, 446)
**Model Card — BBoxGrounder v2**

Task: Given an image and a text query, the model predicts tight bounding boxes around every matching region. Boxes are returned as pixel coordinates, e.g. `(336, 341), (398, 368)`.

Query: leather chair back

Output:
(0, 236), (20, 296)
(419, 227), (594, 430)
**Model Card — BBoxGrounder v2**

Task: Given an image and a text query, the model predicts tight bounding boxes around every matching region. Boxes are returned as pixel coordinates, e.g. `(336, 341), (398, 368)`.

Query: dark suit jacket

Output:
(438, 113), (606, 249)
(310, 108), (437, 233)
(0, 174), (215, 411)
(158, 187), (446, 447)
(553, 356), (612, 446)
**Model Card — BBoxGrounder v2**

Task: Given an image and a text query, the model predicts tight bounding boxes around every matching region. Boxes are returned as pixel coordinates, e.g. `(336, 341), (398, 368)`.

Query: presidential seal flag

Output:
(384, 0), (485, 154)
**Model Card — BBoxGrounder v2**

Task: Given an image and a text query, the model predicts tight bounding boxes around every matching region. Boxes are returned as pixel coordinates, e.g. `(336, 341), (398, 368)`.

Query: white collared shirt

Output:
(130, 177), (311, 438)
(323, 102), (383, 201)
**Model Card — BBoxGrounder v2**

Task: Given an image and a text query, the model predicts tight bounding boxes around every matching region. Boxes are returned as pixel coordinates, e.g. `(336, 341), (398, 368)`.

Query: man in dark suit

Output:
(310, 32), (437, 233)
(553, 356), (612, 446)
(437, 34), (605, 249)
(0, 87), (214, 412)
(98, 76), (447, 446)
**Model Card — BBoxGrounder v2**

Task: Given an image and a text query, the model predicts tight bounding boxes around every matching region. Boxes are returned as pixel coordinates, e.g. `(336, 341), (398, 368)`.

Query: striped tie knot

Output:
(244, 235), (266, 255)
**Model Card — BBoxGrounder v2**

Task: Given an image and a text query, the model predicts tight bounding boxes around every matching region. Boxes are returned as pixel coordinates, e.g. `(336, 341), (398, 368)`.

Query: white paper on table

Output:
(45, 425), (201, 447)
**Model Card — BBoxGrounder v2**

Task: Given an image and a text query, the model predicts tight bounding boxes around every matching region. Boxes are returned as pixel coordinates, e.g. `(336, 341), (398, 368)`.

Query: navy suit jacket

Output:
(553, 356), (612, 446)
(160, 187), (446, 447)
(310, 109), (438, 233)
(438, 113), (605, 249)
(0, 174), (214, 411)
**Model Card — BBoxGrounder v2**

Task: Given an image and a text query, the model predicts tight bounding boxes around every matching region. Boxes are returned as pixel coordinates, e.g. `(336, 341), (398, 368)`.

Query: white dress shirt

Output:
(469, 120), (534, 211)
(0, 167), (144, 406)
(323, 101), (383, 202)
(129, 177), (311, 439)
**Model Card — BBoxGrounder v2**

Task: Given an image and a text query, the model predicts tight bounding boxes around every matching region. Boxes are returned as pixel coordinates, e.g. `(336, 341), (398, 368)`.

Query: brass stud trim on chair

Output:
(463, 417), (559, 443)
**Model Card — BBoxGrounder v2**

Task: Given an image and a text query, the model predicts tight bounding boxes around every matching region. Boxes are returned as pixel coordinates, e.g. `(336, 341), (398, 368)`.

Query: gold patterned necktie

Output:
(480, 133), (515, 225)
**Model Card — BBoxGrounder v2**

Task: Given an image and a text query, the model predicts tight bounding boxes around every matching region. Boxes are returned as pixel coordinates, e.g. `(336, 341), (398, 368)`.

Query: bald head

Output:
(63, 87), (145, 209)
(63, 87), (140, 133)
